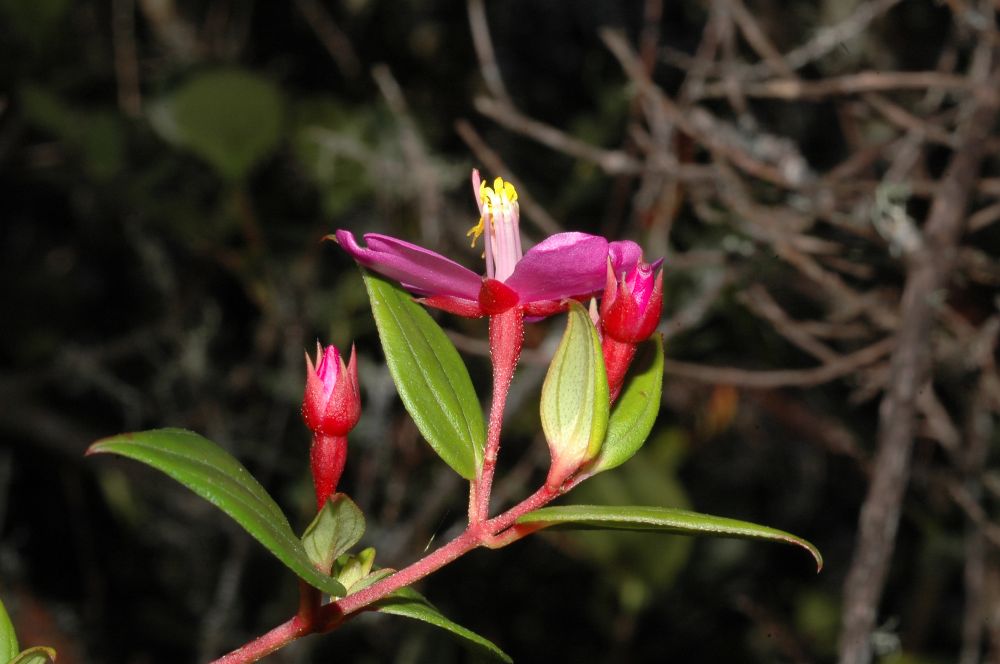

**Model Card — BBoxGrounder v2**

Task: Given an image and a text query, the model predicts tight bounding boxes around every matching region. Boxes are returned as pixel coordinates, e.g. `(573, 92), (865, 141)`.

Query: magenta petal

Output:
(335, 230), (482, 300)
(608, 240), (643, 276)
(504, 232), (611, 302)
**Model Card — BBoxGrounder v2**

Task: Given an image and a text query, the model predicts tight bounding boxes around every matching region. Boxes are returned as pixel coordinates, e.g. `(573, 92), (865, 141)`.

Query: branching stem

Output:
(211, 468), (561, 663)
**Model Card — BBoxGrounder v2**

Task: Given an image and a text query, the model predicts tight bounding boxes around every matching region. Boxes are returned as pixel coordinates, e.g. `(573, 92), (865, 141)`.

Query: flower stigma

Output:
(467, 172), (523, 281)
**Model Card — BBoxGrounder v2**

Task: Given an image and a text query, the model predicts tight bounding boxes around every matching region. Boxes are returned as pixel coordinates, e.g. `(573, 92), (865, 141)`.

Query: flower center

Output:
(467, 174), (523, 282)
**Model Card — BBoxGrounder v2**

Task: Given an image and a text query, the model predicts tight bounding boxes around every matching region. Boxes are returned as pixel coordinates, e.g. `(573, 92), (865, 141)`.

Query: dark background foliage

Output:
(1, 1), (998, 662)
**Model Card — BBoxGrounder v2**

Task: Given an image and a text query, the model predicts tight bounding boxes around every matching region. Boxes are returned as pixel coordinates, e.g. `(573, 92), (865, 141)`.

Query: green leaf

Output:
(377, 588), (512, 663)
(347, 567), (394, 594)
(302, 494), (365, 575)
(586, 335), (664, 475)
(9, 646), (57, 664)
(87, 429), (347, 596)
(362, 272), (485, 479)
(333, 547), (377, 590)
(19, 86), (125, 181)
(540, 302), (609, 485)
(149, 68), (285, 181)
(517, 504), (822, 572)
(0, 596), (18, 661)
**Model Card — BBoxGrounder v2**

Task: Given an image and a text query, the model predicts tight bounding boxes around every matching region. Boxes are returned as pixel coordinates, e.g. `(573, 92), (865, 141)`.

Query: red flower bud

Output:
(599, 259), (663, 344)
(302, 343), (361, 437)
(599, 258), (663, 403)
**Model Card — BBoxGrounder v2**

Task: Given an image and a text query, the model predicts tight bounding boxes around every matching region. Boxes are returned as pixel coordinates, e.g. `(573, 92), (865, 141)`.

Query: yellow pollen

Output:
(466, 217), (485, 247)
(466, 176), (518, 248)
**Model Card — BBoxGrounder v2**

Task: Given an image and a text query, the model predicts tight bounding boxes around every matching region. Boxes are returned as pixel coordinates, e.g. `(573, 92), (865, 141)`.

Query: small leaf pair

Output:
(87, 429), (513, 661)
(301, 494), (365, 575)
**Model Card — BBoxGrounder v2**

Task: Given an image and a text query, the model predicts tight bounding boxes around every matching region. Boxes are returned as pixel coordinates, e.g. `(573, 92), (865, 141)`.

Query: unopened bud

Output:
(302, 343), (361, 436)
(600, 259), (663, 344)
(303, 343), (361, 508)
(541, 303), (609, 488)
(600, 259), (663, 402)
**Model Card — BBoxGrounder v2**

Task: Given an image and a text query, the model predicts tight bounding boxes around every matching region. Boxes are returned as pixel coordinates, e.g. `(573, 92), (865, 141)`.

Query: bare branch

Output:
(467, 0), (511, 103)
(663, 337), (894, 389)
(838, 55), (1000, 664)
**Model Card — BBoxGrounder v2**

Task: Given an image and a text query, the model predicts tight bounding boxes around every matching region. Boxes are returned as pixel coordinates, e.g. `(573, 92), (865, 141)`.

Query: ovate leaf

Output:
(0, 595), (18, 661)
(540, 302), (608, 485)
(363, 272), (485, 479)
(9, 646), (57, 664)
(302, 494), (365, 575)
(517, 504), (822, 572)
(586, 335), (664, 475)
(87, 429), (347, 596)
(377, 588), (512, 663)
(149, 68), (285, 181)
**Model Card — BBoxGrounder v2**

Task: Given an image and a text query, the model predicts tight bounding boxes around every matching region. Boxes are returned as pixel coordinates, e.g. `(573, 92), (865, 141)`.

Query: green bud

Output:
(541, 302), (610, 487)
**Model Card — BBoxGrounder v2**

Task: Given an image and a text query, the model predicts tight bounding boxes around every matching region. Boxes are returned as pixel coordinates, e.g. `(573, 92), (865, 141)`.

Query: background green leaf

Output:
(362, 272), (485, 479)
(87, 429), (346, 596)
(517, 504), (822, 572)
(586, 335), (664, 475)
(377, 587), (512, 663)
(302, 493), (365, 574)
(0, 595), (18, 661)
(148, 68), (285, 181)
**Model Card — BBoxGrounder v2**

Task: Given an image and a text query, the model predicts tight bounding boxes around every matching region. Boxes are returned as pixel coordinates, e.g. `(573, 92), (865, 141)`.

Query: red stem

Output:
(602, 336), (637, 404)
(470, 307), (523, 523)
(211, 474), (562, 663)
(212, 616), (307, 664)
(310, 434), (347, 510)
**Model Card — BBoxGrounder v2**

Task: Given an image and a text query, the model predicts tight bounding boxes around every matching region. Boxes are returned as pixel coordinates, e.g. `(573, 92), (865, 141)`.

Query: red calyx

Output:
(478, 278), (520, 315)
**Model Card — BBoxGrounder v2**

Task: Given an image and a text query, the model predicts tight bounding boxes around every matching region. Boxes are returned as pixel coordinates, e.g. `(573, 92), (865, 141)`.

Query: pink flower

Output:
(302, 343), (361, 437)
(334, 170), (642, 318)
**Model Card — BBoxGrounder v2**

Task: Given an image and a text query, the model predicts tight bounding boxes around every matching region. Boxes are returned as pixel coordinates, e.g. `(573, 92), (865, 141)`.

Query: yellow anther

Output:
(467, 176), (518, 248)
(466, 217), (485, 247)
(502, 180), (517, 202)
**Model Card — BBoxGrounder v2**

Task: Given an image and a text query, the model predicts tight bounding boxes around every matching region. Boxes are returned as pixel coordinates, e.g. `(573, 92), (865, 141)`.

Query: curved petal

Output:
(504, 232), (610, 302)
(608, 240), (643, 277)
(335, 230), (482, 300)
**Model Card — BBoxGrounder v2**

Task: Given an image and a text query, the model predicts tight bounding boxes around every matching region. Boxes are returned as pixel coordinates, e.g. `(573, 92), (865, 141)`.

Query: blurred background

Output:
(2, 0), (999, 662)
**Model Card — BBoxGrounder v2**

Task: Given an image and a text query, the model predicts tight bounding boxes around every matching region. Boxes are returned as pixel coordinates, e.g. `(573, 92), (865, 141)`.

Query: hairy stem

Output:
(212, 470), (562, 663)
(211, 616), (308, 664)
(470, 307), (523, 523)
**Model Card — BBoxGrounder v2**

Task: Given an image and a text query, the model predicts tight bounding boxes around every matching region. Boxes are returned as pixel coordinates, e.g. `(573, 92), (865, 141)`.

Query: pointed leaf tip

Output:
(377, 588), (512, 663)
(87, 428), (348, 596)
(9, 646), (58, 664)
(517, 504), (822, 572)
